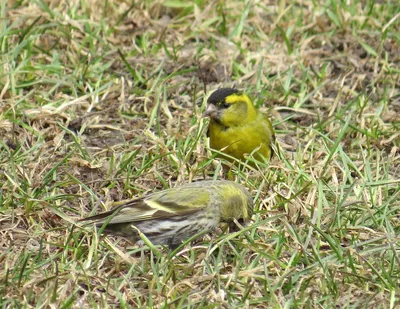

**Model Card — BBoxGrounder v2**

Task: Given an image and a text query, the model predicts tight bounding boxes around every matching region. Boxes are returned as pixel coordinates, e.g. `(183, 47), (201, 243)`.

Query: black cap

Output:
(207, 88), (239, 104)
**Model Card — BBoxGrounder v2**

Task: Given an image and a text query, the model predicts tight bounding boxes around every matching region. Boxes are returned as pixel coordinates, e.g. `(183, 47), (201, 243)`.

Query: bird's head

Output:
(202, 88), (257, 127)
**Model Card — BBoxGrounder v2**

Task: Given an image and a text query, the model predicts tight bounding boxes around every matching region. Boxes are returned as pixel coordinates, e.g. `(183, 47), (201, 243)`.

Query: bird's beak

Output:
(202, 104), (216, 118)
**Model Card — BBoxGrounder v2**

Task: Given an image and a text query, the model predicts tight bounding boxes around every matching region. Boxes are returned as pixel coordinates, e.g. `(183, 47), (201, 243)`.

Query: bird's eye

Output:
(216, 101), (230, 109)
(217, 102), (230, 109)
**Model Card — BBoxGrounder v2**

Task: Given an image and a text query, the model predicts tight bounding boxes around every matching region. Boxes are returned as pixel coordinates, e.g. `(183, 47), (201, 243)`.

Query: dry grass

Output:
(1, 0), (399, 308)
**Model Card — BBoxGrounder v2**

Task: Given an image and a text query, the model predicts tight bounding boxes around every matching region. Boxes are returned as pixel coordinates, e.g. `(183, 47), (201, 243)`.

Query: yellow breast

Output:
(208, 114), (273, 162)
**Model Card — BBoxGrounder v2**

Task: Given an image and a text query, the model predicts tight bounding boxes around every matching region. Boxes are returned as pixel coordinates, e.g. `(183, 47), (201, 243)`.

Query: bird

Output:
(80, 180), (253, 248)
(203, 88), (275, 164)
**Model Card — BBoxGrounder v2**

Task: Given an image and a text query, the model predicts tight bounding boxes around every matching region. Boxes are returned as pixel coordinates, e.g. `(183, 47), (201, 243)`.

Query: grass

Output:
(1, 0), (399, 308)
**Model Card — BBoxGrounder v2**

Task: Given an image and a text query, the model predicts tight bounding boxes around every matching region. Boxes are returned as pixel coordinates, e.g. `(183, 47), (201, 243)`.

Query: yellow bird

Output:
(203, 88), (275, 164)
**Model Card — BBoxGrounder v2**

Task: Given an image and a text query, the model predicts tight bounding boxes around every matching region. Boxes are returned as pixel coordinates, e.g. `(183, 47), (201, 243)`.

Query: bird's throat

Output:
(211, 118), (229, 131)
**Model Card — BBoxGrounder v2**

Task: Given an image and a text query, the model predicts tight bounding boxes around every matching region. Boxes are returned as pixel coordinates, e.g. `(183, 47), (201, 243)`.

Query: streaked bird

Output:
(80, 180), (253, 248)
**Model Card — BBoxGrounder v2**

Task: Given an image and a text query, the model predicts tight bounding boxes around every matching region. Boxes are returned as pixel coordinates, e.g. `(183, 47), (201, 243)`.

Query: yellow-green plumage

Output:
(203, 88), (275, 163)
(80, 180), (253, 248)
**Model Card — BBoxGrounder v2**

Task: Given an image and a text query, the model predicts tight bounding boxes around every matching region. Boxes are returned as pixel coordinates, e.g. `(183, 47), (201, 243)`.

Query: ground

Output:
(1, 0), (399, 308)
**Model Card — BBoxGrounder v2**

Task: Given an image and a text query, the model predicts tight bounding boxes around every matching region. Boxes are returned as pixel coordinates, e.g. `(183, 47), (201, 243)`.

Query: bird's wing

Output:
(80, 187), (211, 224)
(257, 114), (274, 141)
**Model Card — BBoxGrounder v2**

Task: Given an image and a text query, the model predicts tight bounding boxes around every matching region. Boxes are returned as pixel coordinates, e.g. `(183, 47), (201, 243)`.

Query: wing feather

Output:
(80, 187), (211, 225)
